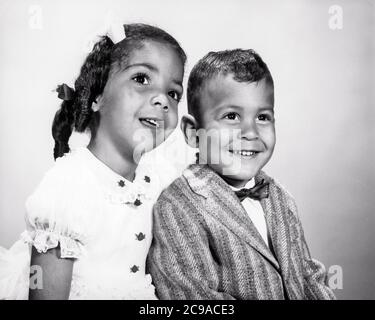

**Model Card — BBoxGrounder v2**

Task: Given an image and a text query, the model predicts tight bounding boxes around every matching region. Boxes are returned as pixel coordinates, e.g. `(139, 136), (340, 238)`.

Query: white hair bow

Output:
(83, 11), (125, 53)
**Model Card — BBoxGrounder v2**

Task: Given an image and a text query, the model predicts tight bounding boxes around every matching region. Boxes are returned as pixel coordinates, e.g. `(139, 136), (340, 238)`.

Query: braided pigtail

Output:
(73, 36), (114, 131)
(52, 35), (114, 159)
(52, 99), (75, 160)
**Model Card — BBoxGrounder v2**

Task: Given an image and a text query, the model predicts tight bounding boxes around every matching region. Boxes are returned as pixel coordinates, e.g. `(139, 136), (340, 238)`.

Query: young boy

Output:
(147, 49), (335, 300)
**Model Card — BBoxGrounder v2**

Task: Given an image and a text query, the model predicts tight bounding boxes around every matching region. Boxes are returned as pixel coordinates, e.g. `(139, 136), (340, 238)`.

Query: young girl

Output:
(0, 22), (186, 299)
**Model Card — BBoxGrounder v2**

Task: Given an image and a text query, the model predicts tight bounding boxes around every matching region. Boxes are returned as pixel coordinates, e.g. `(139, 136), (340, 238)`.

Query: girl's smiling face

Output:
(94, 40), (184, 163)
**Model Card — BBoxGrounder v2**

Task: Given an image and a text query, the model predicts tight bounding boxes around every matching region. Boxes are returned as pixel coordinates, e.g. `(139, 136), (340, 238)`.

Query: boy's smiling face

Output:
(197, 74), (275, 188)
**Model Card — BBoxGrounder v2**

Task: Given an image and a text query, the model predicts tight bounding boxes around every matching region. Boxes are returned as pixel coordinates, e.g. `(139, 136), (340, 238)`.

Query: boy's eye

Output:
(257, 113), (273, 122)
(132, 74), (150, 85)
(168, 90), (181, 102)
(223, 112), (240, 121)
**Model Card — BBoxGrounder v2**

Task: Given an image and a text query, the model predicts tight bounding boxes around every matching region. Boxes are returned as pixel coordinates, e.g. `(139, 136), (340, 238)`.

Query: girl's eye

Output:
(132, 74), (150, 85)
(168, 91), (181, 102)
(223, 112), (240, 121)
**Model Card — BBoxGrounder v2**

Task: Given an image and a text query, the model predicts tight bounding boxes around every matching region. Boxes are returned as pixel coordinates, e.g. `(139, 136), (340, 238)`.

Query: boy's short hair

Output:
(187, 49), (273, 123)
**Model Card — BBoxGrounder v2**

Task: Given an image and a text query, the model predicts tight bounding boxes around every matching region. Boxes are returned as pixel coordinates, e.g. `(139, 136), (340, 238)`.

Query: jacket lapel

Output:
(183, 164), (280, 271)
(257, 171), (292, 281)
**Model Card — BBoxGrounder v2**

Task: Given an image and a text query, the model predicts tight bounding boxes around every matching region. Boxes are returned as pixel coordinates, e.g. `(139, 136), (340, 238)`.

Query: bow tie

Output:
(234, 179), (269, 202)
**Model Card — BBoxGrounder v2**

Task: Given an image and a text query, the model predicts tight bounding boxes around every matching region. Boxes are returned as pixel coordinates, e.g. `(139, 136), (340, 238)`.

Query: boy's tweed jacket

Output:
(147, 164), (336, 300)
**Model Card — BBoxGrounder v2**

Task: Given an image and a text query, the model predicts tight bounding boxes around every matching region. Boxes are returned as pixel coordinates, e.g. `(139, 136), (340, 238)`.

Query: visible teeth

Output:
(142, 118), (160, 128)
(147, 119), (158, 126)
(232, 150), (256, 156)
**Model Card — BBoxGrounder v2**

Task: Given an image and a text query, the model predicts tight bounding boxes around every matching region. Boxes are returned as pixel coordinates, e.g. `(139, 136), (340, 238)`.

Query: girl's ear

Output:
(92, 95), (104, 112)
(180, 114), (199, 148)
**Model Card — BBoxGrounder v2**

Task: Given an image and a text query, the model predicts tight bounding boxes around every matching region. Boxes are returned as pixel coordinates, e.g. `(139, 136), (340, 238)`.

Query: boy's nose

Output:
(240, 121), (259, 140)
(151, 93), (169, 112)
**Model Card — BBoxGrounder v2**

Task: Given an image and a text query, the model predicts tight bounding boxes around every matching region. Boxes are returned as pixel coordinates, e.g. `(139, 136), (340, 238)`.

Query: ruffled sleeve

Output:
(24, 154), (92, 259)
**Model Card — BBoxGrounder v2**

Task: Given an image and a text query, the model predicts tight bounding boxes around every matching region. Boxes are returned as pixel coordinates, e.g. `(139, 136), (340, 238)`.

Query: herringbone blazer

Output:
(147, 164), (336, 300)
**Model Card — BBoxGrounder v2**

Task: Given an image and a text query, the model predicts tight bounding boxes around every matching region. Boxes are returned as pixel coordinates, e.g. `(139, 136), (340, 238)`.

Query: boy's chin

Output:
(221, 174), (256, 188)
(209, 164), (258, 188)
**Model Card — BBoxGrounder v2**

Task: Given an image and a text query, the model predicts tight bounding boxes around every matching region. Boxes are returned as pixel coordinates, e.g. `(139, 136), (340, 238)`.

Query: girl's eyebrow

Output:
(172, 79), (183, 89)
(124, 62), (158, 72)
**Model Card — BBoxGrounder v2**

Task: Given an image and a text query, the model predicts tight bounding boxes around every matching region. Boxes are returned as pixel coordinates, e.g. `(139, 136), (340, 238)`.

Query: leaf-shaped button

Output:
(130, 265), (139, 273)
(118, 180), (125, 187)
(135, 232), (146, 241)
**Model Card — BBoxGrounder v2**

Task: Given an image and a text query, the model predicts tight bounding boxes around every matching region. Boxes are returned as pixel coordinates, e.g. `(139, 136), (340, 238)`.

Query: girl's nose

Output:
(151, 93), (169, 112)
(241, 120), (259, 140)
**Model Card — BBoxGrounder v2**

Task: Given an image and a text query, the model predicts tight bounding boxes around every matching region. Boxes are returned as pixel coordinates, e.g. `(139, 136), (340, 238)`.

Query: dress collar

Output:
(82, 148), (134, 187)
(77, 147), (153, 204)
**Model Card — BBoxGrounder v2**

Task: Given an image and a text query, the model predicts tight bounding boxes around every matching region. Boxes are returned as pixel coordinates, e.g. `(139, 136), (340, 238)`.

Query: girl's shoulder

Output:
(23, 148), (98, 257)
(29, 148), (92, 197)
(25, 148), (98, 238)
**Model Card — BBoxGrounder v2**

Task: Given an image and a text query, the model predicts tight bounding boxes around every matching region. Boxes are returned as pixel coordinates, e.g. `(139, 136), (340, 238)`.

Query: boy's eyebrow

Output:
(215, 105), (274, 112)
(258, 106), (274, 112)
(124, 62), (183, 88)
(214, 105), (242, 113)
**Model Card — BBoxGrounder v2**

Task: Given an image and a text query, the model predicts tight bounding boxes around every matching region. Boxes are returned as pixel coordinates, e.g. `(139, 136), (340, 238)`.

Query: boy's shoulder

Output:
(157, 165), (198, 199)
(257, 170), (294, 197)
(156, 164), (215, 204)
(257, 170), (299, 214)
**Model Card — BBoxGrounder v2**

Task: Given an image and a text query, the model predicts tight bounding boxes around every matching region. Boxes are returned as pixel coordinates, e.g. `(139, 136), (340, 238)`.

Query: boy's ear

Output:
(92, 95), (104, 112)
(180, 115), (199, 148)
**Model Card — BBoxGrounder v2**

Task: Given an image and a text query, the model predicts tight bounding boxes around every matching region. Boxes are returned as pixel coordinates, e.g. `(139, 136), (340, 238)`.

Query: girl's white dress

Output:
(0, 147), (160, 299)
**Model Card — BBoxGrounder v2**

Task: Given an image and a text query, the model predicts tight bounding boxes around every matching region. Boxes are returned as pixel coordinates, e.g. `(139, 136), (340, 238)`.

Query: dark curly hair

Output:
(187, 49), (273, 124)
(52, 23), (186, 160)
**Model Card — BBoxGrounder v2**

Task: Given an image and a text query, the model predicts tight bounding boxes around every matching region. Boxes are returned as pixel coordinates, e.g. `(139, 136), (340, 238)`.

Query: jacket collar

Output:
(182, 164), (292, 278)
(182, 164), (272, 198)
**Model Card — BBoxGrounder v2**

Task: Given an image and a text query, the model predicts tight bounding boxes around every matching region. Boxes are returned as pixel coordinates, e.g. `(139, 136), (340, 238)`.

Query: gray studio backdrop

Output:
(0, 0), (374, 299)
